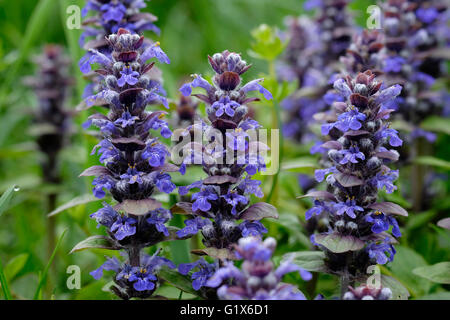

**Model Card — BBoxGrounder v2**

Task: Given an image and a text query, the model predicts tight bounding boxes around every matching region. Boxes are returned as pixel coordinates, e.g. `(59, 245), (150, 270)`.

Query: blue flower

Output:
(375, 85), (402, 105)
(92, 175), (115, 198)
(241, 79), (273, 100)
(212, 96), (241, 117)
(366, 239), (396, 265)
(237, 178), (264, 198)
(333, 78), (352, 98)
(192, 188), (219, 212)
(314, 166), (336, 182)
(111, 216), (137, 240)
(239, 220), (268, 237)
(366, 211), (401, 237)
(90, 256), (121, 280)
(179, 74), (213, 97)
(339, 146), (365, 164)
(383, 56), (405, 73)
(176, 216), (212, 238)
(117, 66), (140, 87)
(100, 3), (126, 23)
(178, 258), (218, 291)
(370, 169), (398, 194)
(146, 208), (171, 236)
(154, 173), (176, 194)
(114, 111), (139, 128)
(91, 139), (120, 164)
(333, 199), (364, 219)
(142, 143), (168, 167)
(377, 127), (403, 147)
(222, 192), (248, 215)
(90, 202), (118, 228)
(129, 268), (158, 291)
(416, 7), (439, 24)
(305, 200), (331, 220)
(120, 167), (145, 185)
(141, 42), (170, 64)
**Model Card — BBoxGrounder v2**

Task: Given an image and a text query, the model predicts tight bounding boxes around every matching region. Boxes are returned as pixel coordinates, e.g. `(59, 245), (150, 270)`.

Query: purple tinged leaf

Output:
(191, 248), (238, 261)
(437, 218), (450, 230)
(320, 141), (343, 150)
(335, 172), (364, 187)
(296, 191), (337, 202)
(314, 233), (365, 253)
(202, 175), (238, 185)
(170, 202), (194, 215)
(367, 202), (408, 217)
(239, 202), (279, 221)
(79, 166), (111, 177)
(114, 199), (162, 216)
(376, 151), (399, 161)
(344, 130), (370, 137)
(70, 235), (119, 254)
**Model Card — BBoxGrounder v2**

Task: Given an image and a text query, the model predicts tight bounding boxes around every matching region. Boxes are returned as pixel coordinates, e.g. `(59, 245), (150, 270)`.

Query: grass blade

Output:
(0, 0), (55, 110)
(0, 185), (17, 218)
(33, 229), (67, 300)
(0, 257), (13, 300)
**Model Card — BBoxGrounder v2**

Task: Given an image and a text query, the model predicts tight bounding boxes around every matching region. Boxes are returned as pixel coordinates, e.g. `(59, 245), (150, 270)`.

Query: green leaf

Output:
(249, 24), (286, 61)
(0, 185), (17, 218)
(191, 247), (237, 260)
(281, 157), (318, 173)
(0, 257), (12, 300)
(70, 235), (119, 254)
(0, 0), (56, 109)
(4, 253), (28, 281)
(282, 251), (326, 272)
(33, 229), (67, 300)
(158, 267), (200, 297)
(381, 275), (410, 300)
(412, 262), (450, 284)
(413, 156), (450, 170)
(421, 116), (450, 135)
(388, 246), (431, 297)
(314, 233), (365, 253)
(47, 194), (101, 217)
(419, 292), (450, 300)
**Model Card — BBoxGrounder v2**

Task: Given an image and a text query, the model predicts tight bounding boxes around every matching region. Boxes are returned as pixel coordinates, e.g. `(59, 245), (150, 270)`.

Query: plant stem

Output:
(265, 60), (283, 205)
(411, 138), (425, 212)
(340, 273), (350, 299)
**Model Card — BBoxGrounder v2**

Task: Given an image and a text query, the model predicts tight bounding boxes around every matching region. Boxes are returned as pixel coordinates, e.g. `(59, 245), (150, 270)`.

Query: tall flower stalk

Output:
(173, 51), (278, 258)
(25, 45), (72, 258)
(278, 0), (353, 144)
(80, 0), (161, 98)
(75, 29), (179, 300)
(304, 71), (408, 297)
(379, 0), (449, 212)
(206, 236), (311, 300)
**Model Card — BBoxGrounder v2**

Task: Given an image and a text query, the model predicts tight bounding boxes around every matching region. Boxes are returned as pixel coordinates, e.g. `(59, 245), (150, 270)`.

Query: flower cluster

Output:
(343, 284), (392, 300)
(379, 0), (449, 143)
(174, 51), (277, 253)
(80, 0), (161, 97)
(206, 237), (311, 300)
(305, 71), (408, 279)
(25, 45), (72, 183)
(79, 28), (177, 299)
(91, 251), (175, 299)
(278, 0), (353, 143)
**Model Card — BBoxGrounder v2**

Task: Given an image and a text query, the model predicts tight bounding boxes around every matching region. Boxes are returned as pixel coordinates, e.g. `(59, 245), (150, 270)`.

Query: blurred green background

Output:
(0, 0), (448, 300)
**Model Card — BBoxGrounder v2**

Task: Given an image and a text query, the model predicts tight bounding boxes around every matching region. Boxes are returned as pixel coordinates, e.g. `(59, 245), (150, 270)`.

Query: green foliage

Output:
(0, 0), (448, 301)
(249, 24), (286, 62)
(413, 262), (450, 284)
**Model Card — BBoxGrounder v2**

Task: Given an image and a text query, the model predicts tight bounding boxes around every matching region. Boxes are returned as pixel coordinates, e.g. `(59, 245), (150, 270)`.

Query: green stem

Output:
(265, 60), (283, 204)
